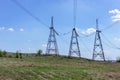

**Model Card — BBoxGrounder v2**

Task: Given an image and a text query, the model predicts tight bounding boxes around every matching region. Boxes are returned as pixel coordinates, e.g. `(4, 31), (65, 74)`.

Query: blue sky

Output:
(0, 0), (120, 60)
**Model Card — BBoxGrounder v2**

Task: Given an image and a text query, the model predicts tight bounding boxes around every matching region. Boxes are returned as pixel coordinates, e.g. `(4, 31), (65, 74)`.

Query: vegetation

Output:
(0, 50), (3, 57)
(3, 50), (7, 57)
(116, 57), (120, 62)
(0, 50), (7, 57)
(15, 51), (22, 59)
(37, 49), (42, 56)
(0, 54), (120, 80)
(19, 53), (22, 59)
(15, 51), (19, 58)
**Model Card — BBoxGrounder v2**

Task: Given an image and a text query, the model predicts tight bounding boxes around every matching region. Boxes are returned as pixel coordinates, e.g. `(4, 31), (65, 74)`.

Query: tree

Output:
(37, 49), (42, 56)
(15, 51), (19, 58)
(3, 50), (7, 57)
(0, 50), (3, 57)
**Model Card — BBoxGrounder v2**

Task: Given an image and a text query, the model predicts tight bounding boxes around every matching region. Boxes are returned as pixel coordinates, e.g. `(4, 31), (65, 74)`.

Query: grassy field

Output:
(0, 54), (120, 80)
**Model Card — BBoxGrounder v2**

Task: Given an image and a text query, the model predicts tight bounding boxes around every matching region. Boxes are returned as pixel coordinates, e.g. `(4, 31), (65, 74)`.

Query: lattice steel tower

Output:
(92, 19), (105, 61)
(69, 28), (81, 57)
(46, 16), (59, 55)
(68, 0), (81, 57)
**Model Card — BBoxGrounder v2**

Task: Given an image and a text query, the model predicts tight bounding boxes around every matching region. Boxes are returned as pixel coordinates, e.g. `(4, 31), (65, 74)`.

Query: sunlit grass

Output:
(0, 54), (120, 80)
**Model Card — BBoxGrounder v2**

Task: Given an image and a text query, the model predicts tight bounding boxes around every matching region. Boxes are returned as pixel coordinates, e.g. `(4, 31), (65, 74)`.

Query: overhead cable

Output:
(101, 21), (120, 31)
(10, 0), (49, 28)
(101, 32), (120, 50)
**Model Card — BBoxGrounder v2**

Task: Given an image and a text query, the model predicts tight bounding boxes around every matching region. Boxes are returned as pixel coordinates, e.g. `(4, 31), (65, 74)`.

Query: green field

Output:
(0, 54), (120, 80)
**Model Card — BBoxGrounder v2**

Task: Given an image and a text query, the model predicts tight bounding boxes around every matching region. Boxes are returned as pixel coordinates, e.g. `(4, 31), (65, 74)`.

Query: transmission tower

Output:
(69, 28), (81, 57)
(92, 19), (105, 61)
(68, 0), (81, 57)
(46, 16), (59, 55)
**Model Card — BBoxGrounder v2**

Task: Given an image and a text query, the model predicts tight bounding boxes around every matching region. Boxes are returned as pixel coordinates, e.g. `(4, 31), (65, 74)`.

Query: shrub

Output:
(8, 55), (13, 58)
(37, 49), (42, 56)
(3, 50), (7, 57)
(15, 51), (19, 58)
(0, 50), (3, 57)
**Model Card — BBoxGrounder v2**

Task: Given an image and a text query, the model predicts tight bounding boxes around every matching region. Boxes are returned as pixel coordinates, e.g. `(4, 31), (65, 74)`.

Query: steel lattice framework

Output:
(46, 17), (59, 55)
(92, 19), (105, 61)
(68, 0), (81, 58)
(69, 28), (81, 57)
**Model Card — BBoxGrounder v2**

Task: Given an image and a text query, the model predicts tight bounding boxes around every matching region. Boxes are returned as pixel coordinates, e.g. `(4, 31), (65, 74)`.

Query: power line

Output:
(73, 0), (77, 28)
(10, 0), (64, 36)
(102, 40), (116, 49)
(101, 21), (120, 31)
(62, 30), (72, 36)
(101, 32), (120, 50)
(10, 0), (49, 28)
(79, 37), (92, 54)
(68, 0), (81, 57)
(78, 31), (95, 38)
(59, 36), (70, 45)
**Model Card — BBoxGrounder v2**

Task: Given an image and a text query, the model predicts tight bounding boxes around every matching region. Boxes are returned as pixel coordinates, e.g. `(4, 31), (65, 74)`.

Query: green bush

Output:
(15, 51), (19, 58)
(8, 55), (13, 58)
(0, 50), (3, 57)
(3, 50), (7, 57)
(37, 49), (42, 56)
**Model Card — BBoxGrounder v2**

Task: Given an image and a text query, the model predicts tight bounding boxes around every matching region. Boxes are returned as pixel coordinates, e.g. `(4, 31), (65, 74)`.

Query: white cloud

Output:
(42, 44), (47, 48)
(109, 9), (120, 22)
(0, 27), (5, 31)
(79, 28), (96, 35)
(0, 27), (24, 32)
(8, 28), (14, 32)
(114, 37), (120, 42)
(20, 28), (24, 32)
(109, 9), (120, 14)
